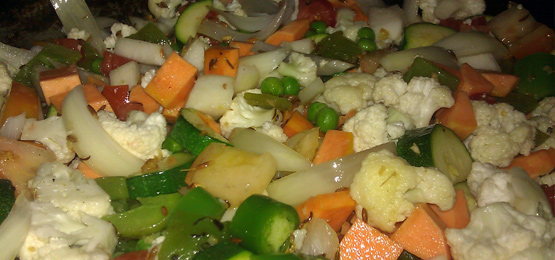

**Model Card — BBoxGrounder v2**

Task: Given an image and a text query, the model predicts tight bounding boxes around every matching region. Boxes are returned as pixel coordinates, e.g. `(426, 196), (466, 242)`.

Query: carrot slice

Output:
(503, 148), (555, 179)
(282, 111), (314, 138)
(264, 19), (311, 46)
(129, 85), (161, 114)
(481, 72), (520, 97)
(77, 161), (103, 179)
(196, 110), (222, 136)
(430, 189), (470, 229)
(339, 218), (403, 260)
(295, 190), (356, 232)
(313, 130), (354, 165)
(229, 41), (255, 57)
(0, 82), (41, 125)
(390, 204), (451, 260)
(39, 64), (82, 105)
(455, 63), (494, 96)
(161, 99), (186, 123)
(435, 91), (477, 140)
(204, 46), (240, 77)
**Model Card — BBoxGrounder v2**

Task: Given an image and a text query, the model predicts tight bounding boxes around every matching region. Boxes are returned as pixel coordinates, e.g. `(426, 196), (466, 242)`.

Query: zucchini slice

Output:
(401, 22), (456, 50)
(175, 0), (213, 44)
(397, 124), (472, 183)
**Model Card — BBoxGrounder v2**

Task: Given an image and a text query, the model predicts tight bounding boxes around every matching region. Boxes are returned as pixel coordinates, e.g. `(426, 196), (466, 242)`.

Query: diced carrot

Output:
(327, 0), (368, 22)
(204, 46), (240, 77)
(77, 161), (103, 179)
(264, 19), (311, 46)
(50, 84), (113, 113)
(195, 110), (222, 135)
(86, 74), (108, 86)
(144, 52), (198, 108)
(313, 130), (354, 165)
(509, 24), (555, 60)
(504, 148), (555, 179)
(282, 111), (314, 138)
(390, 204), (451, 260)
(433, 62), (462, 79)
(39, 64), (82, 105)
(0, 82), (41, 125)
(481, 72), (520, 97)
(129, 85), (161, 114)
(435, 91), (477, 140)
(430, 189), (470, 229)
(49, 92), (67, 113)
(296, 190), (357, 232)
(338, 109), (357, 127)
(339, 218), (403, 260)
(229, 41), (255, 57)
(455, 63), (494, 96)
(162, 99), (186, 123)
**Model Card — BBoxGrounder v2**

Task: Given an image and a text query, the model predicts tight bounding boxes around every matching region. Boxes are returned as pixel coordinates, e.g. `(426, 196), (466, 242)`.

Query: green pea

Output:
(91, 57), (103, 74)
(357, 27), (375, 41)
(315, 107), (339, 133)
(310, 21), (328, 34)
(282, 76), (301, 96)
(261, 77), (284, 96)
(357, 38), (377, 52)
(307, 102), (327, 123)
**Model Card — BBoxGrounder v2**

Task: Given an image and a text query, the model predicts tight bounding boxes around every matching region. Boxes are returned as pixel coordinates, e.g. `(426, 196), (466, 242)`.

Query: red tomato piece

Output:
(99, 51), (133, 76)
(101, 85), (143, 120)
(53, 38), (83, 52)
(297, 0), (337, 27)
(113, 250), (149, 260)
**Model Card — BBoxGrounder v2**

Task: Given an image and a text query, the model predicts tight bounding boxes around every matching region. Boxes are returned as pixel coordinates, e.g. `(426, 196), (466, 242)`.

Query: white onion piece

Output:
(310, 56), (356, 76)
(182, 38), (209, 73)
(239, 0), (280, 16)
(113, 38), (166, 66)
(62, 86), (145, 177)
(239, 48), (289, 78)
(0, 194), (31, 260)
(229, 128), (311, 172)
(402, 0), (423, 25)
(267, 142), (397, 206)
(78, 69), (109, 85)
(129, 16), (151, 31)
(434, 0), (462, 20)
(0, 42), (35, 76)
(433, 31), (510, 61)
(299, 218), (339, 259)
(234, 64), (260, 93)
(298, 78), (324, 104)
(458, 53), (501, 72)
(0, 113), (27, 140)
(380, 46), (458, 73)
(282, 39), (314, 54)
(95, 17), (118, 30)
(50, 0), (105, 52)
(214, 9), (275, 32)
(250, 40), (280, 54)
(109, 61), (141, 86)
(156, 17), (178, 35)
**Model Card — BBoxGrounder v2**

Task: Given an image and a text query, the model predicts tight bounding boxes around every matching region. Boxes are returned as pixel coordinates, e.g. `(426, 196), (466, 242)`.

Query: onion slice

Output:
(267, 142), (397, 206)
(62, 86), (145, 177)
(0, 113), (27, 140)
(214, 9), (275, 32)
(380, 46), (459, 73)
(0, 194), (31, 260)
(433, 31), (510, 61)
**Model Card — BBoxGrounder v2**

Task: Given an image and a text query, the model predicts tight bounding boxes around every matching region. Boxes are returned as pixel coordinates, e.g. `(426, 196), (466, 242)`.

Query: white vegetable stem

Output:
(0, 194), (31, 260)
(267, 142), (397, 206)
(62, 85), (145, 177)
(113, 38), (167, 66)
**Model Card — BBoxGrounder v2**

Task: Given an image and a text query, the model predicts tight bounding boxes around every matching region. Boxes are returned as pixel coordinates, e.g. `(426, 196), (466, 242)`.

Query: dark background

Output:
(0, 0), (553, 49)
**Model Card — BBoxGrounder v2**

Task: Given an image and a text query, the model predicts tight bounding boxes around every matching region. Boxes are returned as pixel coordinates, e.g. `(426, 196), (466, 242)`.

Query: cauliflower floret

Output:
(326, 8), (368, 42)
(140, 69), (157, 88)
(468, 101), (536, 167)
(350, 150), (455, 232)
(368, 6), (405, 48)
(0, 62), (12, 107)
(277, 52), (318, 86)
(256, 121), (288, 143)
(531, 97), (555, 121)
(148, 0), (185, 18)
(321, 72), (378, 115)
(226, 0), (247, 17)
(445, 202), (555, 260)
(66, 28), (90, 41)
(343, 104), (410, 152)
(467, 162), (552, 218)
(219, 89), (278, 138)
(20, 116), (75, 163)
(371, 73), (408, 107)
(418, 0), (486, 24)
(530, 97), (555, 151)
(103, 23), (138, 49)
(97, 110), (167, 161)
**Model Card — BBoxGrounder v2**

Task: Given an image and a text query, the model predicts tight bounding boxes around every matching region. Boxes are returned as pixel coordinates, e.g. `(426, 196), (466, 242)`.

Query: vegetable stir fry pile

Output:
(0, 0), (554, 259)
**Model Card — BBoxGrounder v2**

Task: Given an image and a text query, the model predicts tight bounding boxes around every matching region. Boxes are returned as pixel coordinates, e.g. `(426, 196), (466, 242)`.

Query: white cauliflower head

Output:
(368, 5), (405, 48)
(468, 101), (536, 167)
(103, 23), (138, 49)
(350, 150), (455, 232)
(255, 121), (288, 143)
(372, 73), (408, 107)
(417, 0), (486, 24)
(148, 0), (185, 18)
(321, 72), (378, 115)
(219, 89), (278, 138)
(97, 110), (168, 161)
(21, 116), (75, 163)
(277, 52), (318, 86)
(467, 161), (553, 218)
(445, 202), (555, 260)
(326, 8), (368, 42)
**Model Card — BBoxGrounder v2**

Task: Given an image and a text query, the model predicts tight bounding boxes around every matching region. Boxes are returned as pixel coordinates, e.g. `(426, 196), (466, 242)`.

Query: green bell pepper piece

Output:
(103, 193), (181, 239)
(96, 176), (129, 200)
(77, 42), (103, 73)
(192, 241), (253, 260)
(403, 57), (460, 91)
(0, 179), (16, 224)
(513, 52), (555, 100)
(230, 194), (300, 255)
(243, 92), (292, 111)
(314, 32), (362, 64)
(128, 23), (181, 52)
(495, 92), (539, 114)
(158, 187), (228, 260)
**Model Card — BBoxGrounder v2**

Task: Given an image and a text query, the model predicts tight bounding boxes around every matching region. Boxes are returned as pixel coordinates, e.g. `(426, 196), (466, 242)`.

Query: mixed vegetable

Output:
(0, 0), (554, 260)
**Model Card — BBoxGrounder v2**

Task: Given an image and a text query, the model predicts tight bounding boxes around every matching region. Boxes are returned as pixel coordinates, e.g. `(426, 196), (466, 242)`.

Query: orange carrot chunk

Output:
(283, 111), (315, 138)
(313, 130), (354, 165)
(435, 91), (477, 140)
(264, 19), (311, 46)
(390, 204), (451, 260)
(455, 63), (494, 96)
(503, 148), (555, 179)
(430, 189), (470, 229)
(229, 41), (255, 57)
(295, 190), (356, 232)
(39, 64), (82, 105)
(481, 72), (520, 97)
(340, 218), (403, 260)
(145, 52), (198, 108)
(0, 82), (41, 125)
(162, 99), (186, 123)
(50, 84), (113, 113)
(204, 46), (240, 77)
(77, 161), (103, 179)
(129, 85), (161, 114)
(195, 110), (222, 135)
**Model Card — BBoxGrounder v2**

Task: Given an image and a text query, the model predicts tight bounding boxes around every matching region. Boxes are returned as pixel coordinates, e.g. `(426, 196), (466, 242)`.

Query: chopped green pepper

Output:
(128, 23), (180, 52)
(314, 32), (362, 64)
(96, 176), (129, 200)
(513, 52), (555, 100)
(403, 57), (460, 91)
(244, 92), (293, 111)
(230, 194), (300, 255)
(495, 92), (539, 114)
(77, 42), (103, 73)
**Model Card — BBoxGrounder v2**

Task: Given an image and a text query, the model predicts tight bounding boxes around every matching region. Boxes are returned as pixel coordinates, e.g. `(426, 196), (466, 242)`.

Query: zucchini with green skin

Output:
(401, 23), (456, 50)
(396, 124), (473, 184)
(175, 0), (213, 44)
(0, 179), (16, 224)
(193, 241), (253, 260)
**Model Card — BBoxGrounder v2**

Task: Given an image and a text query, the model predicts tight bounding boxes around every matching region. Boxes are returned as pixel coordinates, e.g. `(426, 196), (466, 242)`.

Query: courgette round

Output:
(401, 22), (456, 50)
(175, 0), (213, 44)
